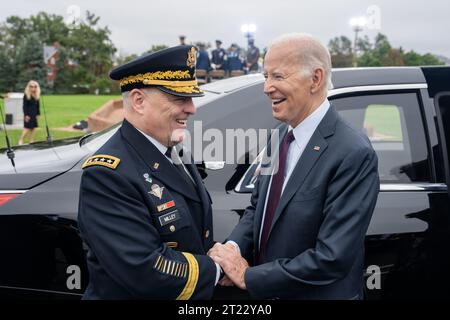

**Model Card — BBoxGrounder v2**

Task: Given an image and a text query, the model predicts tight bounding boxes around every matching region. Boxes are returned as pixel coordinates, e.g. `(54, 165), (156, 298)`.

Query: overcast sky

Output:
(2, 0), (449, 58)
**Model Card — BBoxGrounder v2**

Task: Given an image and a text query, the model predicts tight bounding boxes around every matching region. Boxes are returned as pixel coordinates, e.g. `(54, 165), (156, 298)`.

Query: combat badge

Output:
(149, 184), (164, 199)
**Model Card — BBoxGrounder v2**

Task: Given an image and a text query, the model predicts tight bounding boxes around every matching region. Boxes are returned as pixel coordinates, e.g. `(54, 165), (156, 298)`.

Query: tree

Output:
(373, 33), (391, 56)
(357, 33), (391, 67)
(0, 16), (30, 50)
(29, 12), (69, 46)
(403, 51), (443, 66)
(328, 36), (353, 68)
(53, 46), (75, 93)
(355, 33), (444, 67)
(64, 11), (116, 92)
(0, 11), (117, 93)
(15, 33), (47, 91)
(356, 35), (372, 53)
(0, 46), (16, 92)
(382, 48), (405, 66)
(420, 53), (443, 65)
(115, 53), (138, 66)
(329, 32), (446, 68)
(403, 50), (422, 66)
(146, 44), (169, 54)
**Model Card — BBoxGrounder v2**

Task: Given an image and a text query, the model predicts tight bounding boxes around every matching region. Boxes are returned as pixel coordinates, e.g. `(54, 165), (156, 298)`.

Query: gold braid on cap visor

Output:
(119, 70), (198, 87)
(164, 85), (202, 93)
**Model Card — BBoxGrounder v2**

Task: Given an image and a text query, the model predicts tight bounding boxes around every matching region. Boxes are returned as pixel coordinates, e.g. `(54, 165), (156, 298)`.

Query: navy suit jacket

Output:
(228, 106), (380, 299)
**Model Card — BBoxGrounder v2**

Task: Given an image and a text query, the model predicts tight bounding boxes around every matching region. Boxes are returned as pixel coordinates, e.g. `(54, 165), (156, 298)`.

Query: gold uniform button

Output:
(169, 225), (176, 232)
(205, 230), (210, 239)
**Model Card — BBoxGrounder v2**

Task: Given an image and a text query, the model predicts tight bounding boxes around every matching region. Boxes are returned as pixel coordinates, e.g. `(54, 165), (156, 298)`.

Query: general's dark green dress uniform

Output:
(77, 45), (216, 299)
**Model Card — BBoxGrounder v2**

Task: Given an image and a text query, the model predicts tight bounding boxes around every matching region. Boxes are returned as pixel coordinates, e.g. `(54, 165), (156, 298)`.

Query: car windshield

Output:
(79, 122), (121, 150)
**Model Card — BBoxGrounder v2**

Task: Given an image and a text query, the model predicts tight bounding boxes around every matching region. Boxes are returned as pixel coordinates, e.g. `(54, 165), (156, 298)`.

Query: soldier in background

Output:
(226, 43), (244, 74)
(245, 39), (260, 73)
(211, 40), (227, 70)
(179, 35), (186, 45)
(196, 43), (212, 71)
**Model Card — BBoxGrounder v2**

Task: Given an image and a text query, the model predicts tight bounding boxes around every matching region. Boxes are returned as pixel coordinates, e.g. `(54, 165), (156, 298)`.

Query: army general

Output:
(77, 45), (219, 299)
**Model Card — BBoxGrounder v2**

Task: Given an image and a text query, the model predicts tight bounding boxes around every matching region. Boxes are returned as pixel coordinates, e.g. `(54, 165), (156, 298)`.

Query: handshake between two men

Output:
(208, 242), (249, 290)
(78, 34), (379, 300)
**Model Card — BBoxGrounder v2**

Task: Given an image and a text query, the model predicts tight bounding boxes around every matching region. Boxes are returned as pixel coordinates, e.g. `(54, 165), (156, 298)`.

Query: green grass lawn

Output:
(365, 104), (403, 140)
(1, 95), (120, 149)
(41, 95), (121, 128)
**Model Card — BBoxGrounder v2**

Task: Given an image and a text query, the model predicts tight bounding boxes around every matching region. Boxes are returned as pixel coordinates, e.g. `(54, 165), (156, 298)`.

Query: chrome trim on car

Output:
(234, 174), (247, 193)
(380, 183), (447, 192)
(328, 83), (428, 97)
(0, 190), (27, 194)
(236, 181), (447, 193)
(0, 285), (82, 297)
(204, 161), (225, 170)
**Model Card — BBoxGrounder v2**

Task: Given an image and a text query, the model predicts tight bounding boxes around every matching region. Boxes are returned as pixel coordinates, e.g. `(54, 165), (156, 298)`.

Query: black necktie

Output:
(165, 147), (196, 188)
(164, 146), (173, 159)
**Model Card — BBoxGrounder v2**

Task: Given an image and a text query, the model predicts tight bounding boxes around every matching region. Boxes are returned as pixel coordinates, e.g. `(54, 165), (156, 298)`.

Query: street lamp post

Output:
(349, 17), (367, 67)
(240, 23), (257, 47)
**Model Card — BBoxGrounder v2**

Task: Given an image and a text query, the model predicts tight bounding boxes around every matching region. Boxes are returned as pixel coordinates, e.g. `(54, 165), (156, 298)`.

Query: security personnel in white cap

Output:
(77, 45), (219, 299)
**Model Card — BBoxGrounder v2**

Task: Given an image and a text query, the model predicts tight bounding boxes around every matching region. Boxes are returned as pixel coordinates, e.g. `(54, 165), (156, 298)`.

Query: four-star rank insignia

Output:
(82, 154), (121, 170)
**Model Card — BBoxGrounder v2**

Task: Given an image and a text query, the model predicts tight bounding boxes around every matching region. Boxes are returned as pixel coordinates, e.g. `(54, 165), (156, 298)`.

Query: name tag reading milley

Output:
(159, 210), (181, 226)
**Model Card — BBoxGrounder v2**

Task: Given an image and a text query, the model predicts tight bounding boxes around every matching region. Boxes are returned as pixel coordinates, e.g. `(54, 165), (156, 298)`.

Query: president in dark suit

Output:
(208, 33), (380, 300)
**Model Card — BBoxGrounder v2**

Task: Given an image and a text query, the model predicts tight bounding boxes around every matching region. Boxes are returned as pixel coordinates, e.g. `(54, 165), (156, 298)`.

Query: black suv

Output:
(1, 67), (450, 299)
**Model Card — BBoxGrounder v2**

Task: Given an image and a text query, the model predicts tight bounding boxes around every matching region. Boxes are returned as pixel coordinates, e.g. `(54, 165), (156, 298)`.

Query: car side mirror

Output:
(234, 148), (265, 193)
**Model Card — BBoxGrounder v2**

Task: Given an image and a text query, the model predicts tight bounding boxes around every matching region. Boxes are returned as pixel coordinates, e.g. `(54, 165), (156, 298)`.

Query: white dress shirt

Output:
(257, 98), (331, 248)
(135, 128), (171, 161)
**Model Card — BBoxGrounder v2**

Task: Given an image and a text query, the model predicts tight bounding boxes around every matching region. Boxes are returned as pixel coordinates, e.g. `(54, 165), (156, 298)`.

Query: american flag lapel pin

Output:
(313, 146), (321, 151)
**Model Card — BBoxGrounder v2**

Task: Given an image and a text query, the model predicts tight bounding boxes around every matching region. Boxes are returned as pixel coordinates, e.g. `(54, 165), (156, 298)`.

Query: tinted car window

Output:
(435, 93), (450, 184)
(331, 92), (431, 183)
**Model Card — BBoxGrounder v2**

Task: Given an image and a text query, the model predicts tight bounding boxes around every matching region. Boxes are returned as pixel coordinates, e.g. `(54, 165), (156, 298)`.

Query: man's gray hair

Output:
(122, 91), (130, 108)
(269, 33), (333, 91)
(122, 87), (157, 109)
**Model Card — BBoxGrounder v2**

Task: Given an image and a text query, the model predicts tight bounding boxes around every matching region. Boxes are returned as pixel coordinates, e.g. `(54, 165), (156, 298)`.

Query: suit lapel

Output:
(269, 132), (328, 233)
(267, 106), (339, 237)
(253, 173), (271, 246)
(253, 125), (286, 246)
(120, 119), (200, 202)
